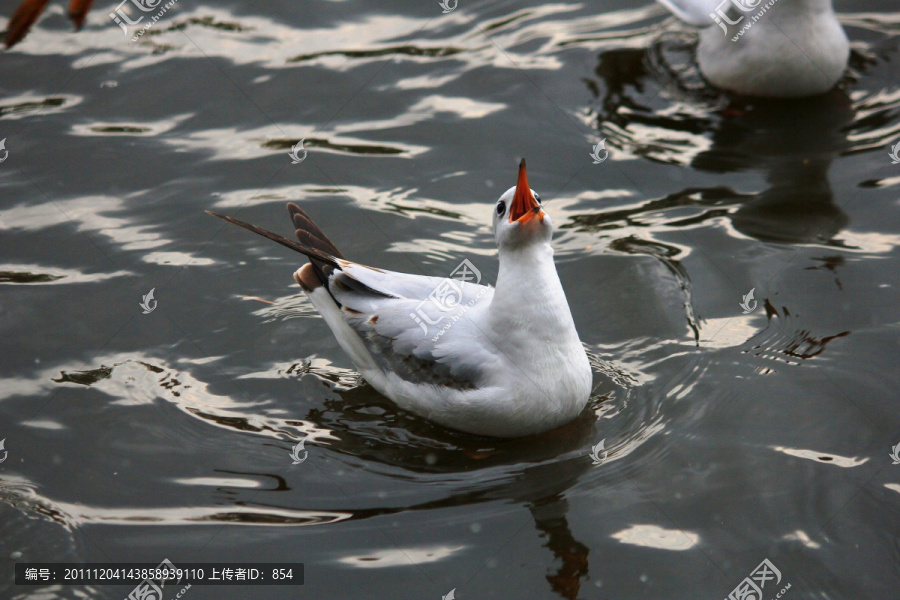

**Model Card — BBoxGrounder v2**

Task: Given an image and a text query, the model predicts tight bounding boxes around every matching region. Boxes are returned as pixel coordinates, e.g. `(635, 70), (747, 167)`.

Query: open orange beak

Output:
(509, 158), (544, 224)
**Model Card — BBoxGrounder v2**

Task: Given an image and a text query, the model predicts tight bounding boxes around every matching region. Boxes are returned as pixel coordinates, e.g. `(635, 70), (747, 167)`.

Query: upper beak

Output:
(509, 158), (543, 224)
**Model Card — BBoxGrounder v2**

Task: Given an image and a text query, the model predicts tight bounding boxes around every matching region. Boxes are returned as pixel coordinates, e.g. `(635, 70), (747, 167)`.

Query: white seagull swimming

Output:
(208, 160), (593, 438)
(656, 0), (849, 97)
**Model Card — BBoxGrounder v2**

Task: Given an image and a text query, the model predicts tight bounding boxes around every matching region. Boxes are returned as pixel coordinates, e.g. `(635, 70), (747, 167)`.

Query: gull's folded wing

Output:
(329, 264), (496, 388)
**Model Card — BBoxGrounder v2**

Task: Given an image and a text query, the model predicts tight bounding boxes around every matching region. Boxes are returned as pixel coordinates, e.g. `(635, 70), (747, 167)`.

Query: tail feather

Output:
(207, 204), (391, 313)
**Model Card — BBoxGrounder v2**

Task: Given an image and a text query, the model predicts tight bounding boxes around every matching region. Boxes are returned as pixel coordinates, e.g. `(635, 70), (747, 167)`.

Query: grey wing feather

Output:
(328, 264), (495, 388)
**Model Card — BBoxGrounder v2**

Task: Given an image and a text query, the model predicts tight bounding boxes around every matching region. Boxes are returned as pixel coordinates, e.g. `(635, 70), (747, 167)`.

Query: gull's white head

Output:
(492, 158), (553, 250)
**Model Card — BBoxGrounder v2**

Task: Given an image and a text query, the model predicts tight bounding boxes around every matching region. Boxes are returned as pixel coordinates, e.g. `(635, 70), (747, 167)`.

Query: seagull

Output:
(656, 0), (849, 97)
(207, 159), (593, 438)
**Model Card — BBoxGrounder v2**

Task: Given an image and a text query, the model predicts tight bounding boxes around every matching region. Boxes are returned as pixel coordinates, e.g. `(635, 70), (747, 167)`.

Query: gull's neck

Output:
(487, 242), (580, 346)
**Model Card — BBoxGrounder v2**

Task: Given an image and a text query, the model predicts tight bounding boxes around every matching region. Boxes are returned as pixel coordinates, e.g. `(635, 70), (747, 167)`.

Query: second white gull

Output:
(208, 159), (593, 438)
(656, 0), (849, 97)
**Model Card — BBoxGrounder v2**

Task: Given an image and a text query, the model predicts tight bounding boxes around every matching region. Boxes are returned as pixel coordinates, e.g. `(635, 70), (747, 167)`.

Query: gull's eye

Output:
(496, 200), (506, 216)
(534, 193), (541, 204)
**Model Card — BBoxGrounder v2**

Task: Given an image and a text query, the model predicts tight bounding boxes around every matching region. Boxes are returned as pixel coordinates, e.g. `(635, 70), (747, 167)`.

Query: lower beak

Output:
(509, 158), (544, 224)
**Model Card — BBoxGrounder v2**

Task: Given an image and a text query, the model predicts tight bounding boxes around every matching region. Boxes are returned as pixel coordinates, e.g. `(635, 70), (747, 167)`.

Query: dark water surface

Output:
(1, 1), (899, 598)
